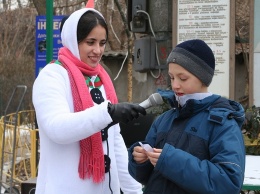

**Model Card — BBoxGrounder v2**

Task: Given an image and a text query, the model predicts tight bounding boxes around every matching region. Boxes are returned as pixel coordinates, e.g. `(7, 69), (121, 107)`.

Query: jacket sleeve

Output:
(32, 64), (113, 144)
(155, 121), (245, 194)
(128, 142), (154, 185)
(128, 119), (160, 184)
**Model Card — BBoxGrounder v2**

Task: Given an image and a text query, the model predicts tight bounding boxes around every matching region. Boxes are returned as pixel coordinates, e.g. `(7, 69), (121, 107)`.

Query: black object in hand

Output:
(107, 102), (146, 124)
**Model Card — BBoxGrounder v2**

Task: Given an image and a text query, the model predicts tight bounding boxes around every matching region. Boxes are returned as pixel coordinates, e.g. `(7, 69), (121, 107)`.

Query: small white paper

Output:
(139, 142), (154, 152)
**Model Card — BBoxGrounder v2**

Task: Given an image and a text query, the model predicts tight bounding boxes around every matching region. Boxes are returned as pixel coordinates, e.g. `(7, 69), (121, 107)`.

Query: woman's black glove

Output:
(107, 102), (146, 124)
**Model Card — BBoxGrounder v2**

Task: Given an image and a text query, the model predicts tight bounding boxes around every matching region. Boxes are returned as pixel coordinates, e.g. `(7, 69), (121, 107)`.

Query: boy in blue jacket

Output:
(128, 39), (245, 194)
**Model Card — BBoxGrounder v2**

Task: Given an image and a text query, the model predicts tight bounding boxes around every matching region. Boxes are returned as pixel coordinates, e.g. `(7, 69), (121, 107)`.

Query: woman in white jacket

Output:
(32, 6), (145, 194)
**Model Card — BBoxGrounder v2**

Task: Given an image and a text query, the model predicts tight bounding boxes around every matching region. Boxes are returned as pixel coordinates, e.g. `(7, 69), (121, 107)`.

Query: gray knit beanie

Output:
(167, 39), (215, 86)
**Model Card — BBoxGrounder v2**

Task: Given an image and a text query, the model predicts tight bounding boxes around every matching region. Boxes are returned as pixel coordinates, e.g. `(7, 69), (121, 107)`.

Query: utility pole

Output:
(46, 0), (53, 63)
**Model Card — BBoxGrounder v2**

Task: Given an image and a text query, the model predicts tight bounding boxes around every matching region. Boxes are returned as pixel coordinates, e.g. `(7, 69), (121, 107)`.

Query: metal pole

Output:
(46, 0), (53, 63)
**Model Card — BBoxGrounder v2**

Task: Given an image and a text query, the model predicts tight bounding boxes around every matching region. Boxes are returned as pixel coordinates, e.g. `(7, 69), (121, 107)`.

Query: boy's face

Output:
(168, 63), (208, 96)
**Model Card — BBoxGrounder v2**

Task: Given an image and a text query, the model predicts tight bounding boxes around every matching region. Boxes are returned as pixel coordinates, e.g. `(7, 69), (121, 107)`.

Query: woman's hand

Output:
(132, 146), (149, 164)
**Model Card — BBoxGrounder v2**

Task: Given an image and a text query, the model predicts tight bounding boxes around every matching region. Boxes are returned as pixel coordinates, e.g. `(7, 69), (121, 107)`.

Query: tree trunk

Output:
(16, 0), (22, 8)
(2, 0), (7, 10)
(33, 0), (46, 15)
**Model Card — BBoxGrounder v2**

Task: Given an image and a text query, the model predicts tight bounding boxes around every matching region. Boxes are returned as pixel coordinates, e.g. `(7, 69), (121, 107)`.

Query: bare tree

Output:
(16, 0), (22, 8)
(32, 0), (45, 15)
(2, 0), (8, 10)
(235, 0), (250, 107)
(0, 7), (36, 115)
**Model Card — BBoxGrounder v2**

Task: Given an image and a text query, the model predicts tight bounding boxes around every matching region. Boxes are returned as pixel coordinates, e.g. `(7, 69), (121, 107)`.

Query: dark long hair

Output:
(77, 11), (108, 43)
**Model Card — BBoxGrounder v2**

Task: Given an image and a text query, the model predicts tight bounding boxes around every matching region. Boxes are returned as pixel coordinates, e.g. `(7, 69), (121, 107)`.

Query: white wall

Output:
(253, 1), (260, 106)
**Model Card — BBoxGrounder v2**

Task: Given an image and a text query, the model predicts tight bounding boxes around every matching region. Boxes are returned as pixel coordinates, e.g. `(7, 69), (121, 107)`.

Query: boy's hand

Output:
(132, 146), (149, 164)
(146, 148), (162, 167)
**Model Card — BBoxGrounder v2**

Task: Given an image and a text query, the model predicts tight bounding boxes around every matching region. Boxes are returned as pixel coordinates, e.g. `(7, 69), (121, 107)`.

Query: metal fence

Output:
(0, 110), (38, 193)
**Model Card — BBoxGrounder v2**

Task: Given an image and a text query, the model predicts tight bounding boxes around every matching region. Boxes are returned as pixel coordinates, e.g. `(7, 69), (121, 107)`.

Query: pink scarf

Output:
(58, 47), (118, 183)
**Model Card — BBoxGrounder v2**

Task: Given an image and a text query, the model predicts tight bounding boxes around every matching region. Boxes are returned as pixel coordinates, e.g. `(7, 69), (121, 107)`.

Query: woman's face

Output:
(168, 63), (208, 96)
(78, 25), (106, 67)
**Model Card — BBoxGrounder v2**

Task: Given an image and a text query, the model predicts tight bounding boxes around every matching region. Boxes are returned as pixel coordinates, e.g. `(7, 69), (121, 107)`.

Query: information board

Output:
(177, 0), (230, 98)
(35, 16), (64, 77)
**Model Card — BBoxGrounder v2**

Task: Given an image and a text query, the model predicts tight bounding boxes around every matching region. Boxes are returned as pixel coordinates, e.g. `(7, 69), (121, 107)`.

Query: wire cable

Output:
(29, 187), (36, 194)
(106, 139), (113, 194)
(136, 10), (161, 79)
(114, 51), (128, 81)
